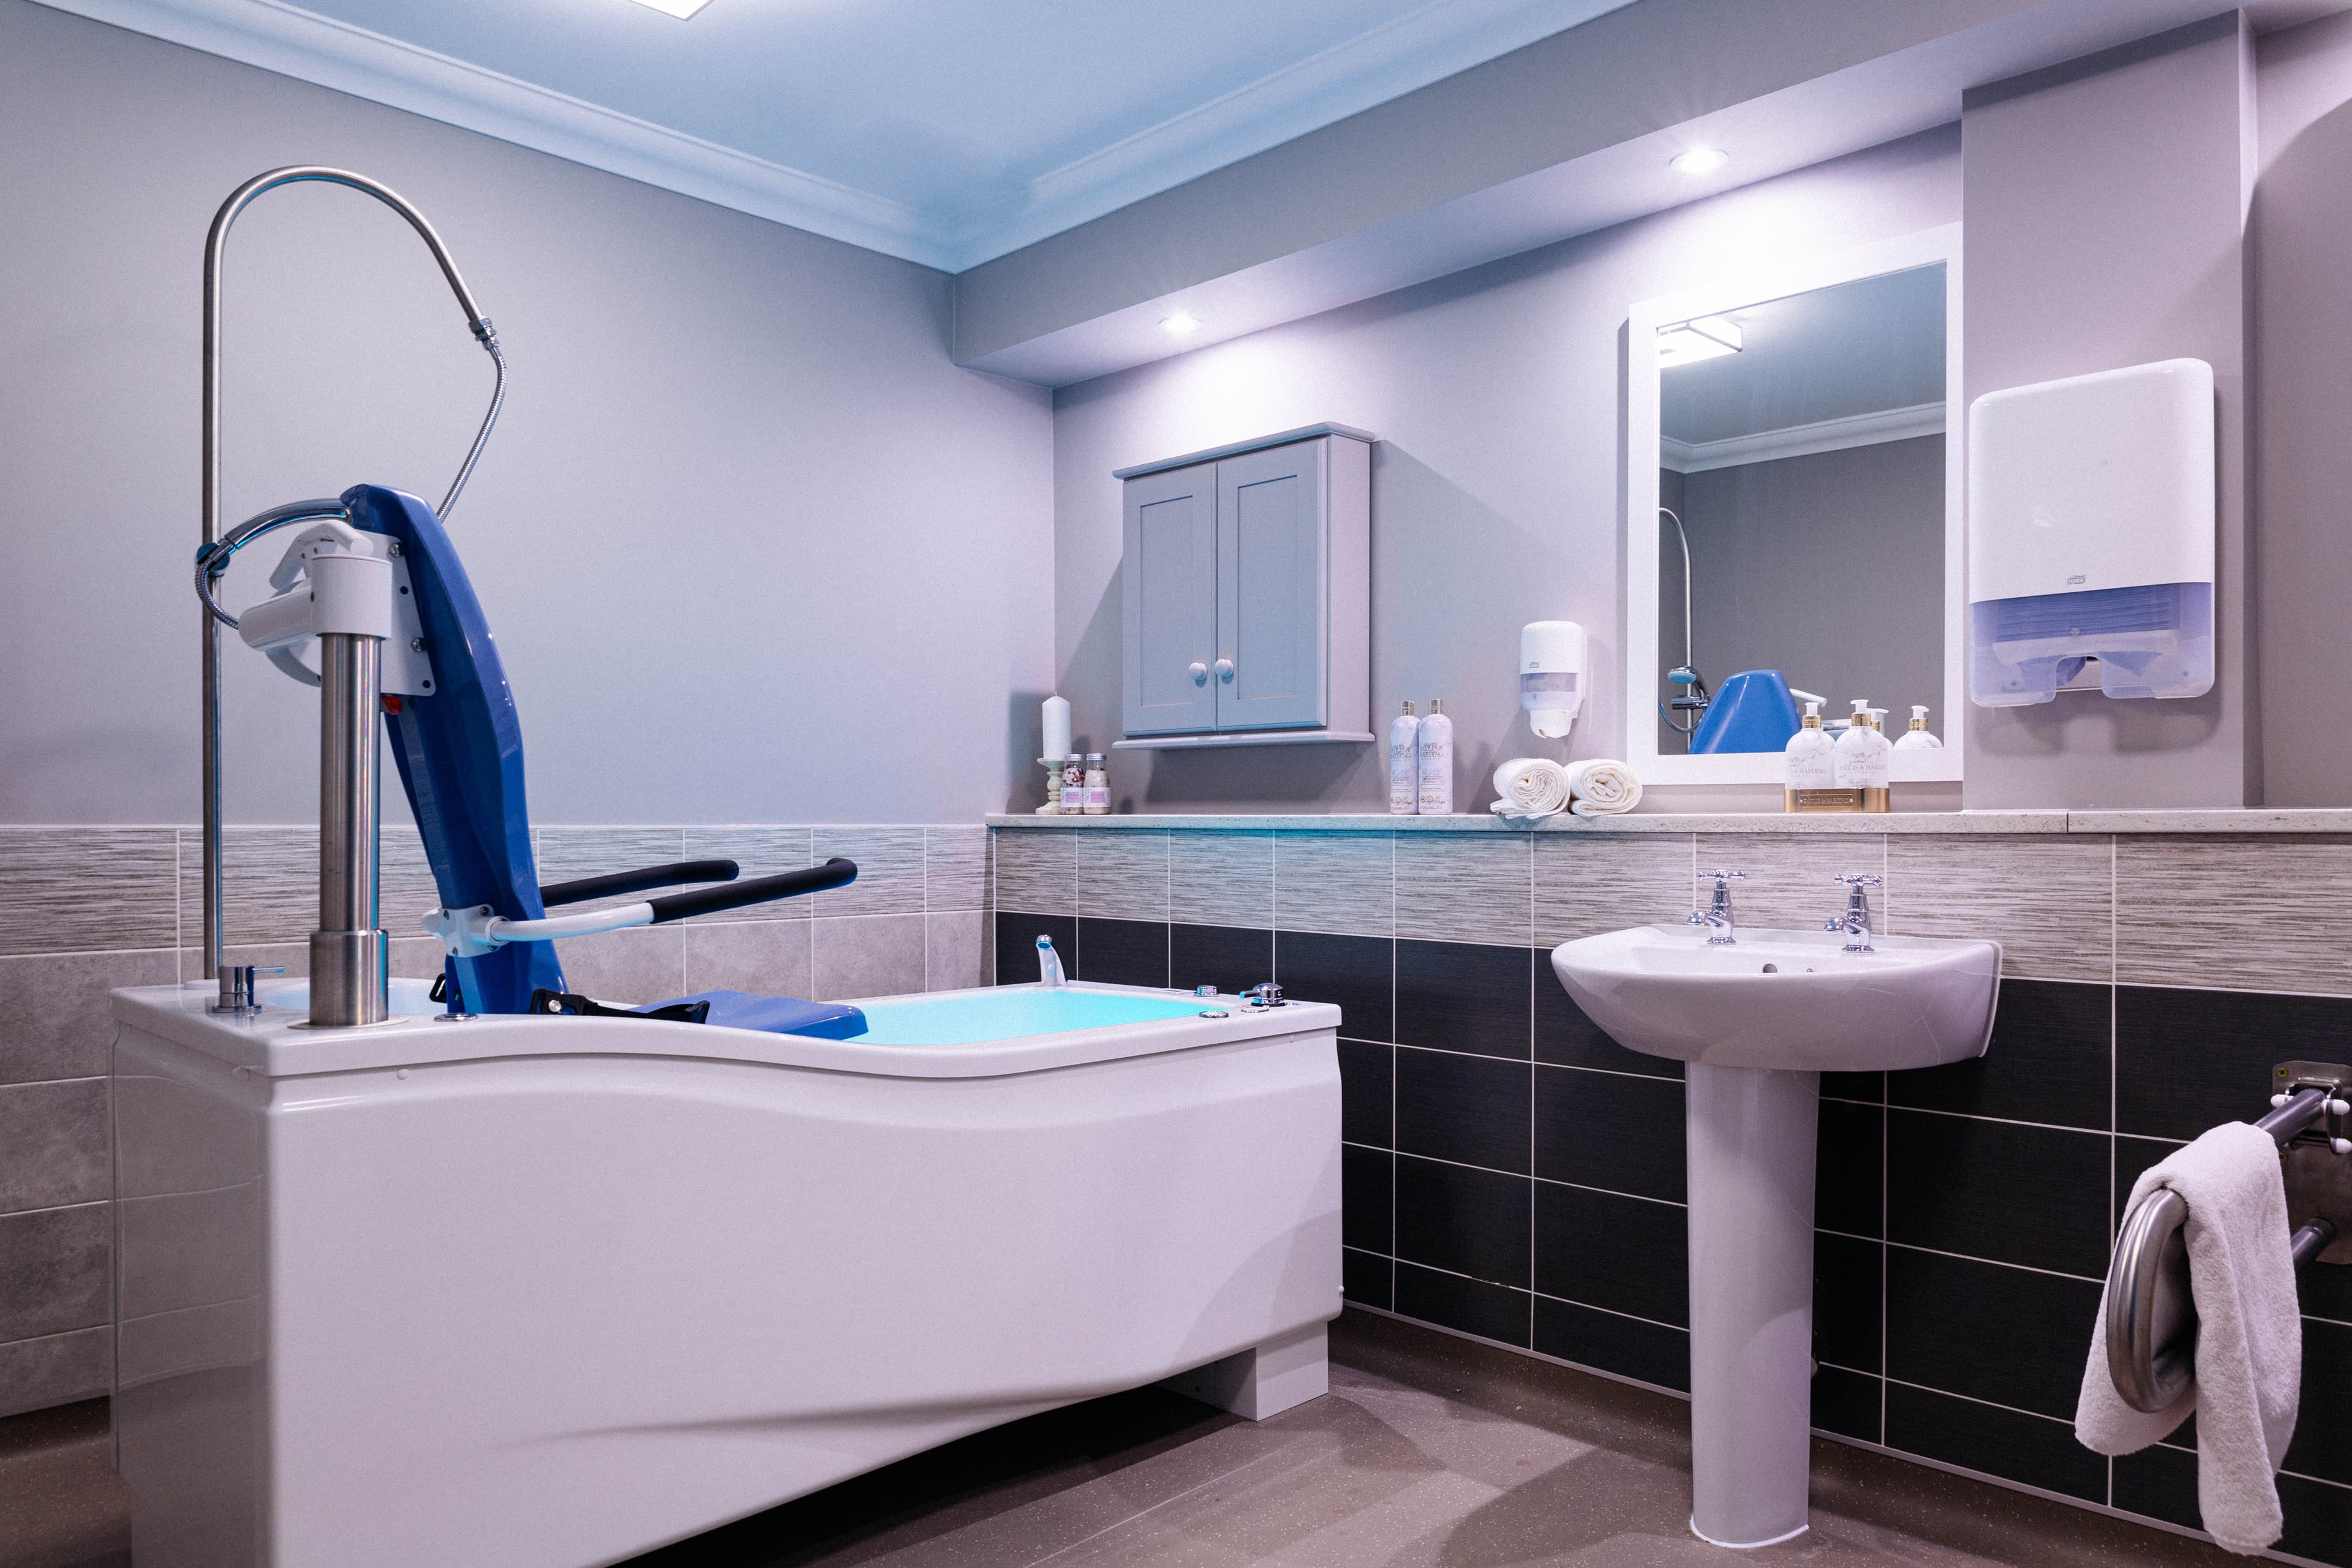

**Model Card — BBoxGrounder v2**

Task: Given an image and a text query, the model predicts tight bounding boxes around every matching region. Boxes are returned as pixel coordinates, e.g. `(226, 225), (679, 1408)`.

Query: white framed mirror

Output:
(1624, 224), (1963, 787)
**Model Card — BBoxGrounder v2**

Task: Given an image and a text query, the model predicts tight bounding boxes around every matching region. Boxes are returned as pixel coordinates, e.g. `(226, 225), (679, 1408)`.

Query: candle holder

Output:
(1035, 757), (1067, 814)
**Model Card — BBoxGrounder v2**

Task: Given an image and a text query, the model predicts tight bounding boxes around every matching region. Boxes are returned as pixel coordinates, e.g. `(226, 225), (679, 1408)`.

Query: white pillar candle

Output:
(1041, 695), (1072, 760)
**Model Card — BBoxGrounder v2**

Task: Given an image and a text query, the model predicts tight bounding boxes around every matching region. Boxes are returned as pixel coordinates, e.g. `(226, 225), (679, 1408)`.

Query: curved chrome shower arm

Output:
(194, 499), (352, 629)
(200, 166), (506, 986)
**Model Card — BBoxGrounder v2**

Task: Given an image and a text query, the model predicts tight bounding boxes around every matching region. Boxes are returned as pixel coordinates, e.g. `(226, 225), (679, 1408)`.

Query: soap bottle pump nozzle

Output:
(1909, 705), (1930, 731)
(1800, 700), (1822, 729)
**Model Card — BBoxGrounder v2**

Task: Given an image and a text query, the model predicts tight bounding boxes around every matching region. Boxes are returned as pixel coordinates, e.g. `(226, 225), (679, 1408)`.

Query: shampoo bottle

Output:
(1893, 705), (1943, 750)
(1832, 698), (1891, 812)
(1417, 699), (1454, 815)
(1782, 700), (1836, 811)
(1389, 701), (1420, 815)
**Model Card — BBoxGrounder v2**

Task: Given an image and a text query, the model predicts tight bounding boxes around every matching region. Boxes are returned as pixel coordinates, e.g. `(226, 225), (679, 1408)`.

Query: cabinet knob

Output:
(1215, 658), (1235, 682)
(1189, 662), (1208, 685)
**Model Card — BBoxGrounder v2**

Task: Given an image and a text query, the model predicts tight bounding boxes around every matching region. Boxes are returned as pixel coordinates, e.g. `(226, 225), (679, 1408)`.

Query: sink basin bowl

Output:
(1550, 924), (2001, 1073)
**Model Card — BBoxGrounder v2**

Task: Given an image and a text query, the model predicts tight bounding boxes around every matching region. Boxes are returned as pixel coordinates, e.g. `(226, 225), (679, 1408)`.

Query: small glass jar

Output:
(1060, 757), (1086, 814)
(1083, 753), (1110, 815)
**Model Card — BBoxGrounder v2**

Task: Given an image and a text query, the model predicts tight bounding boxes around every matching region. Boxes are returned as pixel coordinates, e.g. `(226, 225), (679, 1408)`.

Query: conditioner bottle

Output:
(1416, 699), (1455, 815)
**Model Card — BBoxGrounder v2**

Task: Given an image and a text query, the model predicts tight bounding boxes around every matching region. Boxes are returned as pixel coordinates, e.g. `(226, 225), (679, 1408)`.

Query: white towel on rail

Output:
(2074, 1121), (2302, 1555)
(1567, 759), (1642, 816)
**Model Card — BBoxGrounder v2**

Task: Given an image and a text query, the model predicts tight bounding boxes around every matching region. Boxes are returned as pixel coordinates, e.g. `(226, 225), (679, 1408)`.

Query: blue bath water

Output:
(842, 987), (1213, 1046)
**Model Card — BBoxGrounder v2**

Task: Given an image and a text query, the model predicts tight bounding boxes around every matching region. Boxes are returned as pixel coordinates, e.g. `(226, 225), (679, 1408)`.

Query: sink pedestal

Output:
(1685, 1061), (1821, 1548)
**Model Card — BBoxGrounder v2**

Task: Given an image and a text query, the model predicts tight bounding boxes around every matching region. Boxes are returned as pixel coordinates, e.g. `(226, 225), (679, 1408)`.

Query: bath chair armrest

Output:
(540, 859), (740, 908)
(425, 860), (857, 957)
(646, 859), (857, 922)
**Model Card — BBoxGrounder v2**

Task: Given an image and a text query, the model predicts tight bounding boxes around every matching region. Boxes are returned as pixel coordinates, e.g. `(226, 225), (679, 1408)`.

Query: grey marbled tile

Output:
(0, 948), (178, 1085)
(1168, 831), (1273, 929)
(0, 1204), (110, 1341)
(0, 828), (176, 957)
(2116, 835), (2352, 994)
(925, 826), (988, 913)
(996, 828), (1076, 915)
(1887, 833), (2111, 983)
(535, 827), (688, 916)
(176, 826), (317, 949)
(683, 919), (813, 998)
(926, 911), (987, 992)
(1533, 834), (1697, 944)
(813, 914), (927, 1001)
(1395, 834), (1529, 946)
(552, 924), (684, 1005)
(1078, 831), (1169, 922)
(682, 826), (813, 922)
(812, 827), (926, 918)
(0, 1324), (111, 1419)
(380, 823), (440, 933)
(1274, 833), (1393, 937)
(1694, 832), (1888, 937)
(0, 1079), (108, 1215)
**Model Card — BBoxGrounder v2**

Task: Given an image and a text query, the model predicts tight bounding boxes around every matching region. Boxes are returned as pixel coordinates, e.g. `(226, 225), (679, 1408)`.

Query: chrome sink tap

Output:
(1826, 874), (1882, 953)
(1687, 870), (1744, 944)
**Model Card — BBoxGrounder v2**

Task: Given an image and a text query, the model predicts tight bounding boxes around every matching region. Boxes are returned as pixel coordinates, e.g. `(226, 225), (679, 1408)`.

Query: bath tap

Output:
(1826, 873), (1881, 953)
(1038, 935), (1065, 987)
(1686, 870), (1743, 944)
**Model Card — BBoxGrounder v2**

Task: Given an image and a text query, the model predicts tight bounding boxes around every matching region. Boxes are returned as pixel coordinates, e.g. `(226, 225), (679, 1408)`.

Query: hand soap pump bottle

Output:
(1782, 700), (1836, 812)
(1893, 705), (1942, 750)
(1831, 698), (1892, 813)
(1417, 699), (1454, 815)
(1389, 701), (1420, 815)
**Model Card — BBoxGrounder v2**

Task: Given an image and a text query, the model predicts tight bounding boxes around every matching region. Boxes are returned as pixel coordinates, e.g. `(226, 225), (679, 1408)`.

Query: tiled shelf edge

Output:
(989, 807), (2352, 835)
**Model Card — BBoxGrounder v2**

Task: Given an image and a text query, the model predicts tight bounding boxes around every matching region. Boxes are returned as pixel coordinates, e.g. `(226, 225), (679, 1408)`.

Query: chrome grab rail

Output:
(2106, 1067), (2350, 1412)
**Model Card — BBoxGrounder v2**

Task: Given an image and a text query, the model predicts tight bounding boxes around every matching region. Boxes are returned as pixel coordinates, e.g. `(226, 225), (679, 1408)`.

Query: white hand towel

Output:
(2075, 1121), (2302, 1555)
(1567, 759), (1642, 816)
(1491, 758), (1571, 818)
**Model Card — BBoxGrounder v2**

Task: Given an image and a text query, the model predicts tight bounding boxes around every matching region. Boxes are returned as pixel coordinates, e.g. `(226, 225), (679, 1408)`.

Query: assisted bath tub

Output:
(109, 980), (1342, 1568)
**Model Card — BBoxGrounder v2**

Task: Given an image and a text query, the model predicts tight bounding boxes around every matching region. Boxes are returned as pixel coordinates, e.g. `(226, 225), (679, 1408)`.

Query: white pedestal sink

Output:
(1550, 924), (2000, 1549)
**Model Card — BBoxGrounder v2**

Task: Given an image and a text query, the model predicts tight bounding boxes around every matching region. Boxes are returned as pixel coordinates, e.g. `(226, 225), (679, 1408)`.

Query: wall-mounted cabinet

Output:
(1114, 424), (1373, 749)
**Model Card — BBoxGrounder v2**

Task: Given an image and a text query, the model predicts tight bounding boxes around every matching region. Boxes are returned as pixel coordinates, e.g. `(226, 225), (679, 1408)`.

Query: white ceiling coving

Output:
(40, 0), (1637, 270)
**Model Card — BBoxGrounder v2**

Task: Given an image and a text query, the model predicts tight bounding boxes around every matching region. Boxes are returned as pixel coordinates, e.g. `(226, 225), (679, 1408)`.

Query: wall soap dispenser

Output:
(1967, 358), (2215, 707)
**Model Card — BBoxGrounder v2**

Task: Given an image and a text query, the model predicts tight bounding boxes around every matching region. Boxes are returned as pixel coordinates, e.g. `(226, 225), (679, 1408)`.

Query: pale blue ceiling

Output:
(184, 0), (1637, 266)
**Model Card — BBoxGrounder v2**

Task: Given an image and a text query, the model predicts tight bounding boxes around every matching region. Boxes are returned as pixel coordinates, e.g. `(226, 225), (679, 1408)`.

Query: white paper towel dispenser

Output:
(1967, 358), (2215, 706)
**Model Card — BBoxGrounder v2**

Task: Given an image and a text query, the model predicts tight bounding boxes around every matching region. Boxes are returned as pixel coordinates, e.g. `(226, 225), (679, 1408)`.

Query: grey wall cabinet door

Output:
(1121, 461), (1219, 735)
(1216, 442), (1327, 730)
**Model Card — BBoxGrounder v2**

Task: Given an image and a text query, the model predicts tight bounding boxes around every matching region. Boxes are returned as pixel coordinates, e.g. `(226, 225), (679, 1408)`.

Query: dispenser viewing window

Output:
(1967, 358), (2215, 707)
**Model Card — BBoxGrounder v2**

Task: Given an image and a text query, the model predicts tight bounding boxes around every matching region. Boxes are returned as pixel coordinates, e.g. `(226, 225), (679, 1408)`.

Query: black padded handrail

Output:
(540, 859), (738, 908)
(647, 859), (856, 923)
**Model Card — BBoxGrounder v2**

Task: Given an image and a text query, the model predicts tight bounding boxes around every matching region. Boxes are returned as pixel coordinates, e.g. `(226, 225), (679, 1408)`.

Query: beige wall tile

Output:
(1693, 833), (1887, 937)
(925, 826), (988, 913)
(812, 827), (925, 918)
(1275, 834), (1394, 937)
(1887, 834), (2111, 983)
(551, 924), (684, 1004)
(0, 949), (178, 1085)
(177, 826), (318, 949)
(535, 828), (688, 916)
(1079, 831), (1169, 922)
(682, 827), (812, 921)
(813, 913), (927, 1001)
(0, 1080), (108, 1215)
(1533, 834), (1698, 945)
(995, 829), (1076, 914)
(1396, 834), (1529, 946)
(926, 910), (987, 992)
(0, 829), (176, 957)
(684, 919), (812, 997)
(1169, 832), (1273, 929)
(2117, 835), (2352, 994)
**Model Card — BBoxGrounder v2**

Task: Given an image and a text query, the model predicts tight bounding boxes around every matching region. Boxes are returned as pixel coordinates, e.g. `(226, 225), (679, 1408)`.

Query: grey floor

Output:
(0, 1311), (2248, 1568)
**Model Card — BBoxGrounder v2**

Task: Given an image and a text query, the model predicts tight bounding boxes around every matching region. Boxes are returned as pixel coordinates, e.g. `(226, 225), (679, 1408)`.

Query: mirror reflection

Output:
(1656, 263), (1946, 754)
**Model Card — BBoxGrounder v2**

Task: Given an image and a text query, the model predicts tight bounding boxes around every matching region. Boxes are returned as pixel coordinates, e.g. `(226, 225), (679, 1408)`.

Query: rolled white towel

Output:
(1491, 757), (1572, 817)
(1568, 759), (1642, 816)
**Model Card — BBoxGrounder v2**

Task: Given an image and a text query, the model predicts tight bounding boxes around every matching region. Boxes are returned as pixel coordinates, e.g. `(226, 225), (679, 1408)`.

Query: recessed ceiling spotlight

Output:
(1161, 311), (1202, 336)
(1669, 146), (1729, 176)
(630, 0), (715, 17)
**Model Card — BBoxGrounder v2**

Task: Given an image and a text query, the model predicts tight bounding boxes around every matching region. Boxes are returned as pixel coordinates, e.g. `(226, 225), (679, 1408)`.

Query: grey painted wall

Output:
(1959, 15), (2258, 809)
(1657, 437), (1945, 756)
(0, 1), (1054, 827)
(1048, 128), (1961, 813)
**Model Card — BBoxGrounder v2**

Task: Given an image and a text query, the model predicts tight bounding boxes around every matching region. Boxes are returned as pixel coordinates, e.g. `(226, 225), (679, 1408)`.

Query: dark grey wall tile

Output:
(682, 827), (812, 922)
(1535, 973), (1678, 1077)
(2286, 1317), (2351, 1487)
(812, 827), (925, 918)
(1533, 833), (1695, 946)
(1074, 918), (1167, 988)
(0, 1079), (108, 1215)
(0, 1325), (110, 1420)
(1395, 1155), (1528, 1286)
(1395, 1047), (1528, 1174)
(2277, 1472), (2352, 1568)
(1398, 1263), (1529, 1348)
(1888, 1112), (2111, 1279)
(1532, 1183), (1686, 1326)
(923, 826), (987, 913)
(1076, 831), (1168, 923)
(1812, 1366), (1881, 1442)
(994, 913), (1074, 986)
(1892, 978), (2111, 1130)
(1883, 1382), (2106, 1503)
(0, 1204), (108, 1341)
(1342, 1247), (1392, 1312)
(2118, 835), (2352, 995)
(1276, 931), (1393, 1043)
(1395, 941), (1529, 1060)
(1886, 1248), (2100, 1419)
(2117, 986), (2352, 1141)
(1887, 833), (2112, 983)
(1813, 1231), (1882, 1373)
(1396, 835), (1528, 946)
(1533, 1295), (1686, 1390)
(812, 913), (925, 1000)
(1169, 924), (1271, 996)
(1273, 833), (1392, 937)
(1817, 1099), (1883, 1238)
(0, 829), (176, 956)
(2111, 1442), (2199, 1531)
(1342, 1146), (1392, 1255)
(1534, 1066), (1684, 1203)
(0, 949), (177, 1085)
(1338, 1040), (1392, 1150)
(995, 829), (1075, 915)
(1169, 832), (1270, 929)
